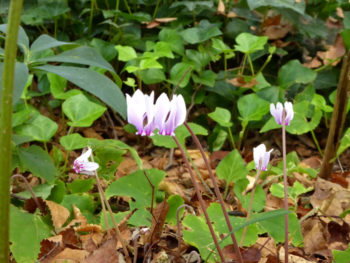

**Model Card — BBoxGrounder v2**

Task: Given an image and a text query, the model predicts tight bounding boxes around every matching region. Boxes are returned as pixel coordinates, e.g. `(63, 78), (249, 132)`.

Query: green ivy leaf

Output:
(238, 93), (270, 122)
(10, 205), (51, 263)
(333, 243), (350, 263)
(208, 107), (232, 127)
(67, 178), (95, 194)
(105, 169), (165, 209)
(337, 128), (350, 157)
(60, 133), (88, 151)
(14, 113), (58, 142)
(247, 0), (305, 15)
(18, 145), (57, 184)
(115, 45), (137, 62)
(278, 60), (317, 89)
(216, 150), (247, 195)
(234, 33), (268, 54)
(166, 195), (185, 225)
(62, 94), (106, 127)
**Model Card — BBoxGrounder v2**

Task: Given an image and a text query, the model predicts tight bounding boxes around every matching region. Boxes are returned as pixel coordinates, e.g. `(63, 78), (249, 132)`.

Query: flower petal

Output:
(261, 149), (273, 171)
(173, 95), (187, 128)
(76, 147), (92, 162)
(284, 101), (294, 126)
(253, 144), (266, 170)
(154, 93), (171, 134)
(82, 161), (99, 171)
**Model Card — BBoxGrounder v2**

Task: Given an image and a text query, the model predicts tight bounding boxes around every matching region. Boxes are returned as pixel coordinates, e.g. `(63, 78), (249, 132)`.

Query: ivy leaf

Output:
(234, 33), (268, 54)
(208, 107), (232, 127)
(10, 205), (51, 263)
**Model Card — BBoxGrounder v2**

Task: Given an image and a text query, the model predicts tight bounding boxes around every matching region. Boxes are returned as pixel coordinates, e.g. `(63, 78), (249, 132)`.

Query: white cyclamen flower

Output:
(270, 101), (294, 126)
(73, 147), (99, 175)
(253, 144), (273, 171)
(154, 93), (187, 136)
(126, 90), (155, 136)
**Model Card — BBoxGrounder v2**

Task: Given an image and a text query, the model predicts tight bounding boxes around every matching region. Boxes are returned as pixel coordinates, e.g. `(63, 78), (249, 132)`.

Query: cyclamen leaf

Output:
(216, 150), (247, 186)
(10, 205), (51, 263)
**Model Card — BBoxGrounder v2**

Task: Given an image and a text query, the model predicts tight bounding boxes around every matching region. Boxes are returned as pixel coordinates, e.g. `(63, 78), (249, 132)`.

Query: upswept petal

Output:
(253, 144), (266, 170)
(262, 149), (273, 171)
(143, 92), (155, 135)
(163, 100), (177, 136)
(126, 91), (146, 134)
(284, 101), (294, 125)
(76, 147), (92, 162)
(173, 95), (186, 129)
(154, 93), (170, 134)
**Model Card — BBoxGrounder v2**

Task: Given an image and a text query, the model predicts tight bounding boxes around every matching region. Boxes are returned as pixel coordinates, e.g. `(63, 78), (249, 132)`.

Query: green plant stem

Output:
(173, 136), (226, 263)
(0, 1), (23, 262)
(153, 0), (161, 18)
(227, 127), (236, 150)
(123, 0), (132, 14)
(310, 130), (323, 157)
(240, 167), (261, 246)
(240, 54), (247, 75)
(314, 57), (341, 73)
(184, 122), (244, 263)
(224, 53), (228, 79)
(88, 0), (95, 35)
(247, 54), (255, 76)
(256, 52), (273, 75)
(114, 0), (120, 22)
(282, 111), (289, 263)
(237, 122), (247, 150)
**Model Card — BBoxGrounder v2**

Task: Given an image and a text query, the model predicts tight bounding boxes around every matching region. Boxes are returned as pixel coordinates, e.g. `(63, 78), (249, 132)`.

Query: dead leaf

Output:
(337, 7), (344, 18)
(223, 245), (261, 263)
(82, 127), (104, 140)
(24, 196), (46, 214)
(145, 200), (169, 244)
(227, 76), (258, 88)
(144, 17), (177, 29)
(53, 248), (90, 263)
(317, 34), (345, 66)
(302, 218), (329, 255)
(84, 237), (119, 263)
(45, 200), (70, 229)
(279, 247), (313, 262)
(303, 57), (322, 69)
(217, 0), (225, 14)
(38, 238), (64, 263)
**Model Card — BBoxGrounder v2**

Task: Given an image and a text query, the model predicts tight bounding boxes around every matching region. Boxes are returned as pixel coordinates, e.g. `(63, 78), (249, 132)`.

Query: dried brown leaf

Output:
(54, 248), (90, 263)
(217, 0), (225, 14)
(145, 200), (169, 244)
(227, 76), (258, 88)
(84, 238), (119, 263)
(45, 200), (70, 229)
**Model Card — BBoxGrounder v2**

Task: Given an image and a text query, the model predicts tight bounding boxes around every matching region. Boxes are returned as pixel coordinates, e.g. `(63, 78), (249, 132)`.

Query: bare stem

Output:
(184, 122), (244, 263)
(173, 136), (226, 263)
(90, 154), (131, 263)
(143, 170), (154, 216)
(11, 174), (43, 212)
(240, 167), (261, 246)
(282, 111), (289, 263)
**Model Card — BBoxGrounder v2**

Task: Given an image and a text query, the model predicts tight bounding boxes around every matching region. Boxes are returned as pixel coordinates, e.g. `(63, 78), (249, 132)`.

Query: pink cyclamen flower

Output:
(154, 93), (187, 136)
(73, 147), (99, 175)
(126, 90), (155, 136)
(270, 102), (294, 126)
(253, 144), (273, 171)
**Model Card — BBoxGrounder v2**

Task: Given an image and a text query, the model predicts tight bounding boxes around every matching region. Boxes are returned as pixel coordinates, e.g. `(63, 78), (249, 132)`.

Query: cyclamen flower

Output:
(154, 94), (187, 136)
(270, 102), (294, 126)
(126, 90), (155, 136)
(126, 90), (187, 137)
(253, 144), (273, 171)
(73, 147), (99, 175)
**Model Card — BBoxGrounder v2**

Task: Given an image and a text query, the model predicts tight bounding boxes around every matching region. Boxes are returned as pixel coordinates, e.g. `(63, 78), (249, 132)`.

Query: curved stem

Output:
(184, 122), (244, 263)
(0, 1), (24, 262)
(173, 136), (225, 263)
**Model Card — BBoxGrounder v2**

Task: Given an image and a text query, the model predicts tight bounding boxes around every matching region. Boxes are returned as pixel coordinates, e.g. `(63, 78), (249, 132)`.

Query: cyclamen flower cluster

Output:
(270, 102), (294, 126)
(126, 90), (186, 136)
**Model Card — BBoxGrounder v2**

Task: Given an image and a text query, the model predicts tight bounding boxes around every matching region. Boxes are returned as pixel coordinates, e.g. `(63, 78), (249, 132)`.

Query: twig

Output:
(105, 110), (118, 139)
(173, 136), (226, 263)
(11, 174), (44, 212)
(184, 122), (244, 263)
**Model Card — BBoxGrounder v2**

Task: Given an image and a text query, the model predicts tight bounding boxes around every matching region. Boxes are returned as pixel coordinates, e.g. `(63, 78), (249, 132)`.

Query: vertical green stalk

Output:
(88, 0), (95, 35)
(310, 130), (323, 157)
(247, 54), (255, 76)
(153, 0), (161, 18)
(0, 1), (24, 262)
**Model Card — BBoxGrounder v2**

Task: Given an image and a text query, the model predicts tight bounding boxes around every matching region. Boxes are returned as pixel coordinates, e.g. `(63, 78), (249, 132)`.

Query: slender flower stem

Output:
(173, 136), (226, 263)
(0, 1), (23, 262)
(184, 122), (244, 263)
(310, 130), (323, 157)
(90, 155), (131, 263)
(240, 166), (261, 246)
(282, 111), (289, 263)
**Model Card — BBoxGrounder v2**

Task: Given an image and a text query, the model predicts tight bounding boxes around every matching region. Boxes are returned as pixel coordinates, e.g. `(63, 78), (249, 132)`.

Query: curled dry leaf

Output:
(217, 0), (225, 15)
(227, 76), (258, 88)
(143, 17), (177, 29)
(53, 248), (90, 263)
(145, 200), (169, 244)
(279, 247), (314, 263)
(45, 200), (70, 230)
(84, 237), (119, 263)
(316, 34), (345, 66)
